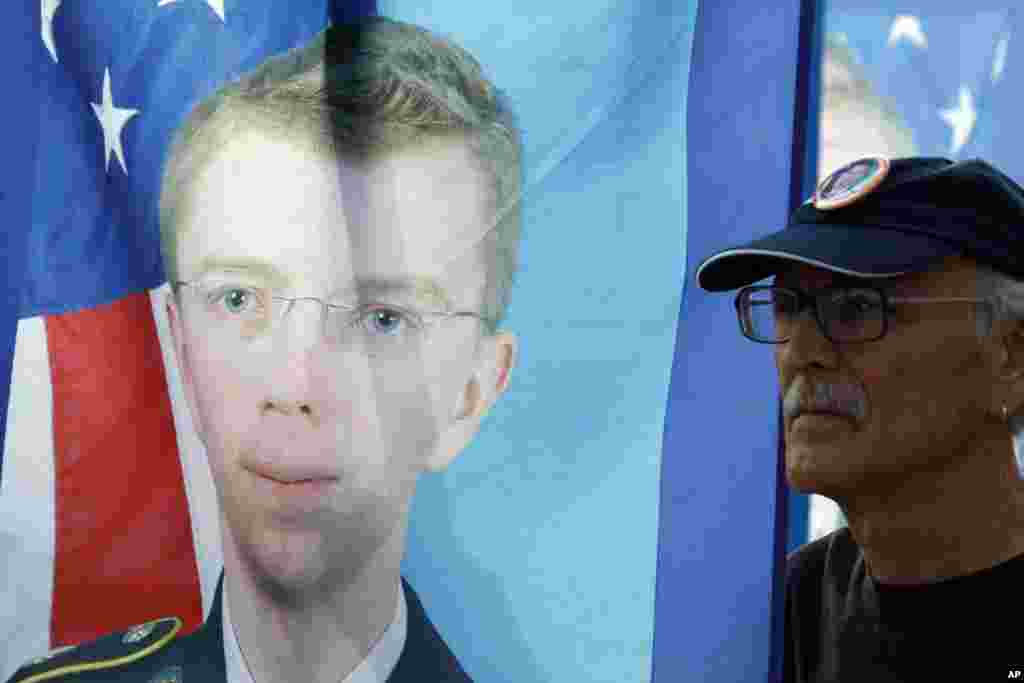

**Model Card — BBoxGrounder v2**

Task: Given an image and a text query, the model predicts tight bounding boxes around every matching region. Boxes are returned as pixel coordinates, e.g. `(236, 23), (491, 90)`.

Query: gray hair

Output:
(976, 265), (1024, 443)
(975, 264), (1024, 330)
(160, 17), (522, 332)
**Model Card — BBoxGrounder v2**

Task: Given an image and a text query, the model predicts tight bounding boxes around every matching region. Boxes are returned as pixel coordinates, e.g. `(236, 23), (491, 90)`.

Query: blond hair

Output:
(160, 17), (521, 331)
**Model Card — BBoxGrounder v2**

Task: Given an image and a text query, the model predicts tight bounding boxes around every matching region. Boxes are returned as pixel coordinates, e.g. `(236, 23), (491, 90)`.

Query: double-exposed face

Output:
(166, 129), (515, 589)
(774, 258), (1008, 501)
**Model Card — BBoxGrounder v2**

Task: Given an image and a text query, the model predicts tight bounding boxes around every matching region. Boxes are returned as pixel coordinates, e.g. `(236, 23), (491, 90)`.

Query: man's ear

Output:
(994, 318), (1024, 418)
(165, 290), (207, 445)
(426, 331), (517, 472)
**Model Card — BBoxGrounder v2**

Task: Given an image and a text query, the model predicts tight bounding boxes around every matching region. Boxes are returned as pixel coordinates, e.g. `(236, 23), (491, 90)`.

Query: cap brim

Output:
(695, 222), (962, 291)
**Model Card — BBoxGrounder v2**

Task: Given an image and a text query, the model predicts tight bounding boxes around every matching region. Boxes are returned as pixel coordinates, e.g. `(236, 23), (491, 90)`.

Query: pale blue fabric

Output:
(387, 2), (694, 681)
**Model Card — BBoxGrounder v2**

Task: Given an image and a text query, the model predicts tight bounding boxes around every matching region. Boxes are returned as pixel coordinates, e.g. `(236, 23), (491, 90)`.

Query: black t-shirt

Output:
(784, 527), (1024, 682)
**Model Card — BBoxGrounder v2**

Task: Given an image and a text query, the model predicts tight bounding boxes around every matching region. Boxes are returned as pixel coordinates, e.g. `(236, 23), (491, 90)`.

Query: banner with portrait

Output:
(0, 1), (824, 681)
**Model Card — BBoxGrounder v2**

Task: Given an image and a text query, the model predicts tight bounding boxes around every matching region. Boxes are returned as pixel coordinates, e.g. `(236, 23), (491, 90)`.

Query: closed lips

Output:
(253, 470), (338, 485)
(242, 456), (339, 484)
(783, 379), (866, 421)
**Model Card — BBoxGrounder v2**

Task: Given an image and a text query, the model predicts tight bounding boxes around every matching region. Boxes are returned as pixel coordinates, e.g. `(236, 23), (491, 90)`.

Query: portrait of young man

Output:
(6, 16), (518, 683)
(696, 156), (1024, 681)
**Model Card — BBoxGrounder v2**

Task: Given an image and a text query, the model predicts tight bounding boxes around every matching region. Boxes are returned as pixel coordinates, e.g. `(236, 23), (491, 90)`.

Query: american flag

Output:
(0, 2), (371, 679)
(824, 2), (1024, 177)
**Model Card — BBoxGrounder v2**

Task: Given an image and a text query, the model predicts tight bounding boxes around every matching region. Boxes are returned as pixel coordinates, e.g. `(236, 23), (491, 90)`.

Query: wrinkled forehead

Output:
(176, 129), (493, 297)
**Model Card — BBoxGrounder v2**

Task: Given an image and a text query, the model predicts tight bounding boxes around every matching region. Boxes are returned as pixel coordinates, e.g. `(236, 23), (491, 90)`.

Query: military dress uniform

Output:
(6, 576), (471, 683)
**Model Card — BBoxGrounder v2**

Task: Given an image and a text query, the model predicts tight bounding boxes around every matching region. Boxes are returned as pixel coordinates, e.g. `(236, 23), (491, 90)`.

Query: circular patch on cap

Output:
(814, 156), (890, 210)
(123, 619), (160, 644)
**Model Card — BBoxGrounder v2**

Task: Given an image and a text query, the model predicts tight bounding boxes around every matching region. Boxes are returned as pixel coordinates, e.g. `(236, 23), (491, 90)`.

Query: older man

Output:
(697, 156), (1024, 681)
(7, 16), (518, 683)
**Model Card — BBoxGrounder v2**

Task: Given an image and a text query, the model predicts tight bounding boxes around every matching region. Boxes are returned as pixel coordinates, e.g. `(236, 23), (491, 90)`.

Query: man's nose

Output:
(775, 307), (838, 371)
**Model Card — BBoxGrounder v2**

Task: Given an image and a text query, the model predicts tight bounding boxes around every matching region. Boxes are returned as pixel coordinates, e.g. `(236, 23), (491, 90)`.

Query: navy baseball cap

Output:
(695, 156), (1024, 292)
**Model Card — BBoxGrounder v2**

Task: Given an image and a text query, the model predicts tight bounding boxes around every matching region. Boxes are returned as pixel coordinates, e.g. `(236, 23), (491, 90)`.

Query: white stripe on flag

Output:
(149, 286), (223, 620)
(0, 317), (55, 681)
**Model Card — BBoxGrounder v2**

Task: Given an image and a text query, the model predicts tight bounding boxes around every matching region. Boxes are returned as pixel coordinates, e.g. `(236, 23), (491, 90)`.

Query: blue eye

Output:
(212, 287), (258, 315)
(360, 306), (408, 336)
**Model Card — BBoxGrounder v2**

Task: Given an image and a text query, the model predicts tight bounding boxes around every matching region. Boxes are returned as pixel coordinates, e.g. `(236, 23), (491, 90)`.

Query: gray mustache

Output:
(782, 377), (866, 421)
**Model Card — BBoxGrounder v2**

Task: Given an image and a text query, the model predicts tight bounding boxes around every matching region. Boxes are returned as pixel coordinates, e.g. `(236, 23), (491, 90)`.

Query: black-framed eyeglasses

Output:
(734, 285), (994, 344)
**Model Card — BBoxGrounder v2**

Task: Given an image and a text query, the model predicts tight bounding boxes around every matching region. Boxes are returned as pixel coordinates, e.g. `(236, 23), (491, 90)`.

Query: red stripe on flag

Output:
(47, 292), (203, 646)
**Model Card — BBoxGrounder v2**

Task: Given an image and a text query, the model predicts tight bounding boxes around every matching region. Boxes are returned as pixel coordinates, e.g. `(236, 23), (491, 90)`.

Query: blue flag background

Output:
(652, 2), (819, 681)
(386, 2), (691, 680)
(824, 2), (1024, 177)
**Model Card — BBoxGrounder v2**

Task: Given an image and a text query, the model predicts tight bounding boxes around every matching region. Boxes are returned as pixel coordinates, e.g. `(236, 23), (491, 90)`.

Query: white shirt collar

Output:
(223, 582), (407, 683)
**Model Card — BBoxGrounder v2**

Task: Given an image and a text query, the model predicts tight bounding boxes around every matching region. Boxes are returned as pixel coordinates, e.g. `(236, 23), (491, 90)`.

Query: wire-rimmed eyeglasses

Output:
(172, 279), (490, 355)
(734, 285), (995, 344)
